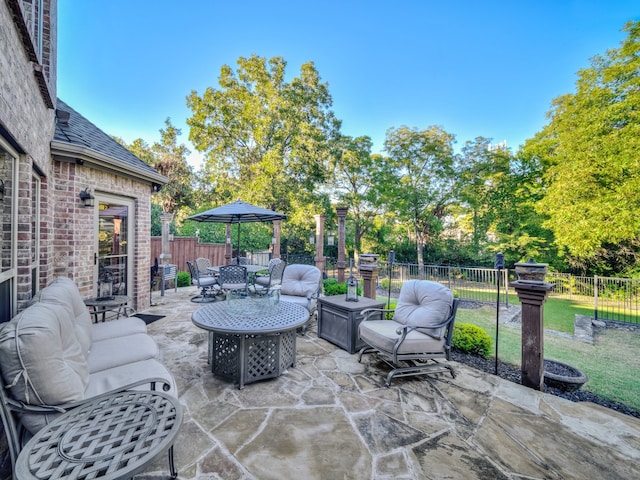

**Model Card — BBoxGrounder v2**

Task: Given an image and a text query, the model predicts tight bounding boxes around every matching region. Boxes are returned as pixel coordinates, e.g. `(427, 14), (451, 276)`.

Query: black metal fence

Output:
(319, 258), (640, 325)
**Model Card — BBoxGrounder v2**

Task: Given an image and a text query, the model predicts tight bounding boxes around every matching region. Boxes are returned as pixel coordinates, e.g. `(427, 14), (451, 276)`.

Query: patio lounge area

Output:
(139, 286), (640, 479)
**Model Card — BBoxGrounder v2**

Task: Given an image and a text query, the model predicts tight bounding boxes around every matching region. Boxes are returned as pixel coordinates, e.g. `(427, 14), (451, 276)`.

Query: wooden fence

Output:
(150, 237), (273, 272)
(151, 237), (227, 272)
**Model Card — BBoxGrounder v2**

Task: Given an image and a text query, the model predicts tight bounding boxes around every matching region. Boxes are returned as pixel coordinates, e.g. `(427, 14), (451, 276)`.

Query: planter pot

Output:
(544, 359), (588, 392)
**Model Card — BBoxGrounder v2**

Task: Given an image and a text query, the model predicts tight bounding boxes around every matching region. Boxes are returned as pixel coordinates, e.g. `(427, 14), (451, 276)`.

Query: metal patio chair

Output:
(186, 261), (221, 303)
(358, 280), (459, 387)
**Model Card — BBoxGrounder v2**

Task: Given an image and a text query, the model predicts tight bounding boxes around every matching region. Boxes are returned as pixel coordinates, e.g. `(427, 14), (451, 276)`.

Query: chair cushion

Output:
(0, 302), (89, 409)
(88, 333), (159, 374)
(280, 265), (321, 297)
(359, 320), (445, 355)
(32, 276), (93, 358)
(85, 359), (178, 399)
(393, 280), (453, 336)
(91, 316), (148, 342)
(280, 295), (312, 312)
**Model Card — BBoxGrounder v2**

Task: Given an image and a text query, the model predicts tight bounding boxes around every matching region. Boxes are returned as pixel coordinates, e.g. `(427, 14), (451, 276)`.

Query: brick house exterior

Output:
(0, 0), (168, 326)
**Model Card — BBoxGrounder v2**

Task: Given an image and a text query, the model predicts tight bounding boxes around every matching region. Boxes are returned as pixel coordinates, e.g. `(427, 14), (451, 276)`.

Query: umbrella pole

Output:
(237, 223), (241, 258)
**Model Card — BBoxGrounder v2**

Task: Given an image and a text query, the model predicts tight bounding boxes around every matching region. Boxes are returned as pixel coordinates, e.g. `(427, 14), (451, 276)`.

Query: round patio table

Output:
(192, 300), (308, 389)
(84, 295), (132, 322)
(16, 389), (183, 480)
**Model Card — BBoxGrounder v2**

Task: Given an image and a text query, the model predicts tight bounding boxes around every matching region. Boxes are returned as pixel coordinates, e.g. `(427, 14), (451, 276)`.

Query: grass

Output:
(507, 294), (599, 334)
(457, 305), (640, 411)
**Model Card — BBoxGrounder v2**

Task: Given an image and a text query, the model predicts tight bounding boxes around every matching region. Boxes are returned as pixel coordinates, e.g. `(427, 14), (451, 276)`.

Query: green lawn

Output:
(457, 305), (640, 411)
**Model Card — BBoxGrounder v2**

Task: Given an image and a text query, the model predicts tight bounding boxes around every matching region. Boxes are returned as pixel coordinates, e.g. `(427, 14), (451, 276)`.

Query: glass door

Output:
(96, 195), (133, 297)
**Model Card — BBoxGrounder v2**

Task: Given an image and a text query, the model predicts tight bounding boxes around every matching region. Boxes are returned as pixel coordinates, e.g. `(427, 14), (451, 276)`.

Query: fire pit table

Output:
(192, 300), (308, 389)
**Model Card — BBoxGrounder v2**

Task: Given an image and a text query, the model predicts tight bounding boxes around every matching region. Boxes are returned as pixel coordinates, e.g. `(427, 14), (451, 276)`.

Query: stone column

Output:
(336, 207), (348, 283)
(359, 254), (380, 300)
(272, 220), (281, 259)
(510, 259), (554, 391)
(159, 213), (174, 265)
(314, 214), (325, 273)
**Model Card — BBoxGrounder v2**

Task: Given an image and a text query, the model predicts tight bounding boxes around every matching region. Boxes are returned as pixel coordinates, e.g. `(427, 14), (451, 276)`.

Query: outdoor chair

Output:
(196, 257), (216, 277)
(358, 280), (459, 387)
(231, 256), (250, 266)
(218, 265), (249, 296)
(279, 264), (323, 333)
(186, 261), (221, 303)
(253, 260), (286, 294)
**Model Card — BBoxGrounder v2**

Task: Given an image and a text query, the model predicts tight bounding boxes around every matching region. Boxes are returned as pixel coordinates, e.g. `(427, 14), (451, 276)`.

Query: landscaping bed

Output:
(451, 349), (640, 419)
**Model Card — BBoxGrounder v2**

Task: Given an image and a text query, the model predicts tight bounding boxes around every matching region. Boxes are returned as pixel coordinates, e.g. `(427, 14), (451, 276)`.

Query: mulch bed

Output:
(451, 349), (640, 419)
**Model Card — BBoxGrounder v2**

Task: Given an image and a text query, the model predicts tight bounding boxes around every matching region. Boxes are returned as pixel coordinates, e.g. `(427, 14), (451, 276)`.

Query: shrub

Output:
(177, 271), (191, 288)
(380, 278), (390, 290)
(323, 278), (362, 296)
(452, 323), (493, 358)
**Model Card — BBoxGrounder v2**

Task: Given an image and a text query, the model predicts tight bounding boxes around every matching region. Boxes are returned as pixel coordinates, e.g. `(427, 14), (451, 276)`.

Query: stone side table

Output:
(317, 296), (385, 354)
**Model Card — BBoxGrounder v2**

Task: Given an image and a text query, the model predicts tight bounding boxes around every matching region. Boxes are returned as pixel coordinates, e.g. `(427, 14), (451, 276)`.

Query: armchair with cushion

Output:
(253, 259), (286, 294)
(279, 264), (323, 332)
(358, 280), (459, 387)
(186, 261), (221, 303)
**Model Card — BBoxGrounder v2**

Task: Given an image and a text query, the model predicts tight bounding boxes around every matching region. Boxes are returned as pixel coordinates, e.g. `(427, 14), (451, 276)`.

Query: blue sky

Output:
(58, 1), (639, 167)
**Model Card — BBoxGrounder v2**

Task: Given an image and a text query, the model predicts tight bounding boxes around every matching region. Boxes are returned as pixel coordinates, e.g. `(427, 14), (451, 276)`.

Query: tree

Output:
(186, 55), (342, 219)
(124, 119), (194, 215)
(331, 136), (391, 258)
(528, 21), (640, 272)
(383, 126), (457, 265)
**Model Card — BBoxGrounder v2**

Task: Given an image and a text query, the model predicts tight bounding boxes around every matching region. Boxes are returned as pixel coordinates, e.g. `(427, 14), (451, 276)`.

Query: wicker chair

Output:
(358, 280), (459, 387)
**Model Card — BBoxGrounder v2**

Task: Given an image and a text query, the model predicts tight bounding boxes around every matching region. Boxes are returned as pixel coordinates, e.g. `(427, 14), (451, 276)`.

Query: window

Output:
(0, 141), (18, 323)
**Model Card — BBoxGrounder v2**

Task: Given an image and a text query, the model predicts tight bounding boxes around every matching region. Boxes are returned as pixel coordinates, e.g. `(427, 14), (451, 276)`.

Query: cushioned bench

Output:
(0, 276), (178, 472)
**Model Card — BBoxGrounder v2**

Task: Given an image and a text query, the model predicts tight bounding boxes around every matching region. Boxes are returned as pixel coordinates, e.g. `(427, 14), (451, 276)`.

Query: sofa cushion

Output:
(88, 333), (159, 373)
(85, 359), (178, 399)
(34, 276), (93, 358)
(91, 316), (147, 342)
(0, 302), (89, 409)
(393, 280), (453, 336)
(280, 264), (322, 298)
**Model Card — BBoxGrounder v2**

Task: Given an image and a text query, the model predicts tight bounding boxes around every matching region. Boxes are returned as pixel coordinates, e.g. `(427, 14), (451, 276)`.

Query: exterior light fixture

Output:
(79, 187), (95, 207)
(327, 230), (335, 246)
(346, 258), (359, 302)
(309, 234), (315, 245)
(0, 179), (5, 201)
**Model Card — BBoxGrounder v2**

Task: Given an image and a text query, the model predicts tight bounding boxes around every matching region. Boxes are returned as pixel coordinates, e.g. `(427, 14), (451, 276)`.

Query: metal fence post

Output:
(594, 275), (599, 321)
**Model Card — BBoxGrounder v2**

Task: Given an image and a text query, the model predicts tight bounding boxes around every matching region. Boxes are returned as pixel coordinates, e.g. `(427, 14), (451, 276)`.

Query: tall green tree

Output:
(124, 119), (194, 215)
(526, 21), (640, 273)
(383, 125), (457, 266)
(186, 55), (342, 219)
(331, 136), (391, 259)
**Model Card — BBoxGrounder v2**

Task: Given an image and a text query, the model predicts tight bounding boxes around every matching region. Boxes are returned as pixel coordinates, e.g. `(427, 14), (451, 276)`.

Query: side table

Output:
(84, 295), (131, 322)
(16, 389), (183, 480)
(317, 296), (385, 353)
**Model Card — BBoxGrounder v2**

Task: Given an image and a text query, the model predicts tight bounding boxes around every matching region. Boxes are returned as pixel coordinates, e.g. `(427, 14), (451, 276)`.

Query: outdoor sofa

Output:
(0, 276), (178, 472)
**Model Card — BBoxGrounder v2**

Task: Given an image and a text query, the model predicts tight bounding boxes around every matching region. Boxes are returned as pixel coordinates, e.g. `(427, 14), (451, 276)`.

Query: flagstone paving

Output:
(136, 286), (640, 479)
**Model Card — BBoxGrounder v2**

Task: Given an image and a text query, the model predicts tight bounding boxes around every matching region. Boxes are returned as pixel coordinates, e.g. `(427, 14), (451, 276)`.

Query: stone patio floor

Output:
(137, 286), (640, 479)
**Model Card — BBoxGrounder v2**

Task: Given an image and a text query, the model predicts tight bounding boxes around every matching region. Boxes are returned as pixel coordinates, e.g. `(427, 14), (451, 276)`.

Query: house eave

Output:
(50, 140), (169, 186)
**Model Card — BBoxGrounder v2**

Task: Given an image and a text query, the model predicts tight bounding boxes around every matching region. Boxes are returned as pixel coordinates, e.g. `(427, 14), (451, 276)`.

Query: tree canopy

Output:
(526, 20), (640, 273)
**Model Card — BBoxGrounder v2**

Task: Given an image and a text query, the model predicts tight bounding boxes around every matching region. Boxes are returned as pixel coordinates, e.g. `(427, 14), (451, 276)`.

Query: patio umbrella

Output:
(186, 200), (287, 255)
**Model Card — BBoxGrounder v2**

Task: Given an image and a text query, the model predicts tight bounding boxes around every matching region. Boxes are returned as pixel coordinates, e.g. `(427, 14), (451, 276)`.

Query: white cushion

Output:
(91, 316), (147, 342)
(85, 359), (178, 398)
(280, 294), (312, 312)
(393, 280), (453, 337)
(280, 264), (321, 297)
(88, 333), (159, 373)
(359, 320), (445, 355)
(0, 303), (88, 414)
(33, 276), (93, 358)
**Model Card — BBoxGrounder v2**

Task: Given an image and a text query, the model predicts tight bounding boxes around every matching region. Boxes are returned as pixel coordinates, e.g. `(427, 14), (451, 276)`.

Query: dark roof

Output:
(53, 99), (166, 183)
